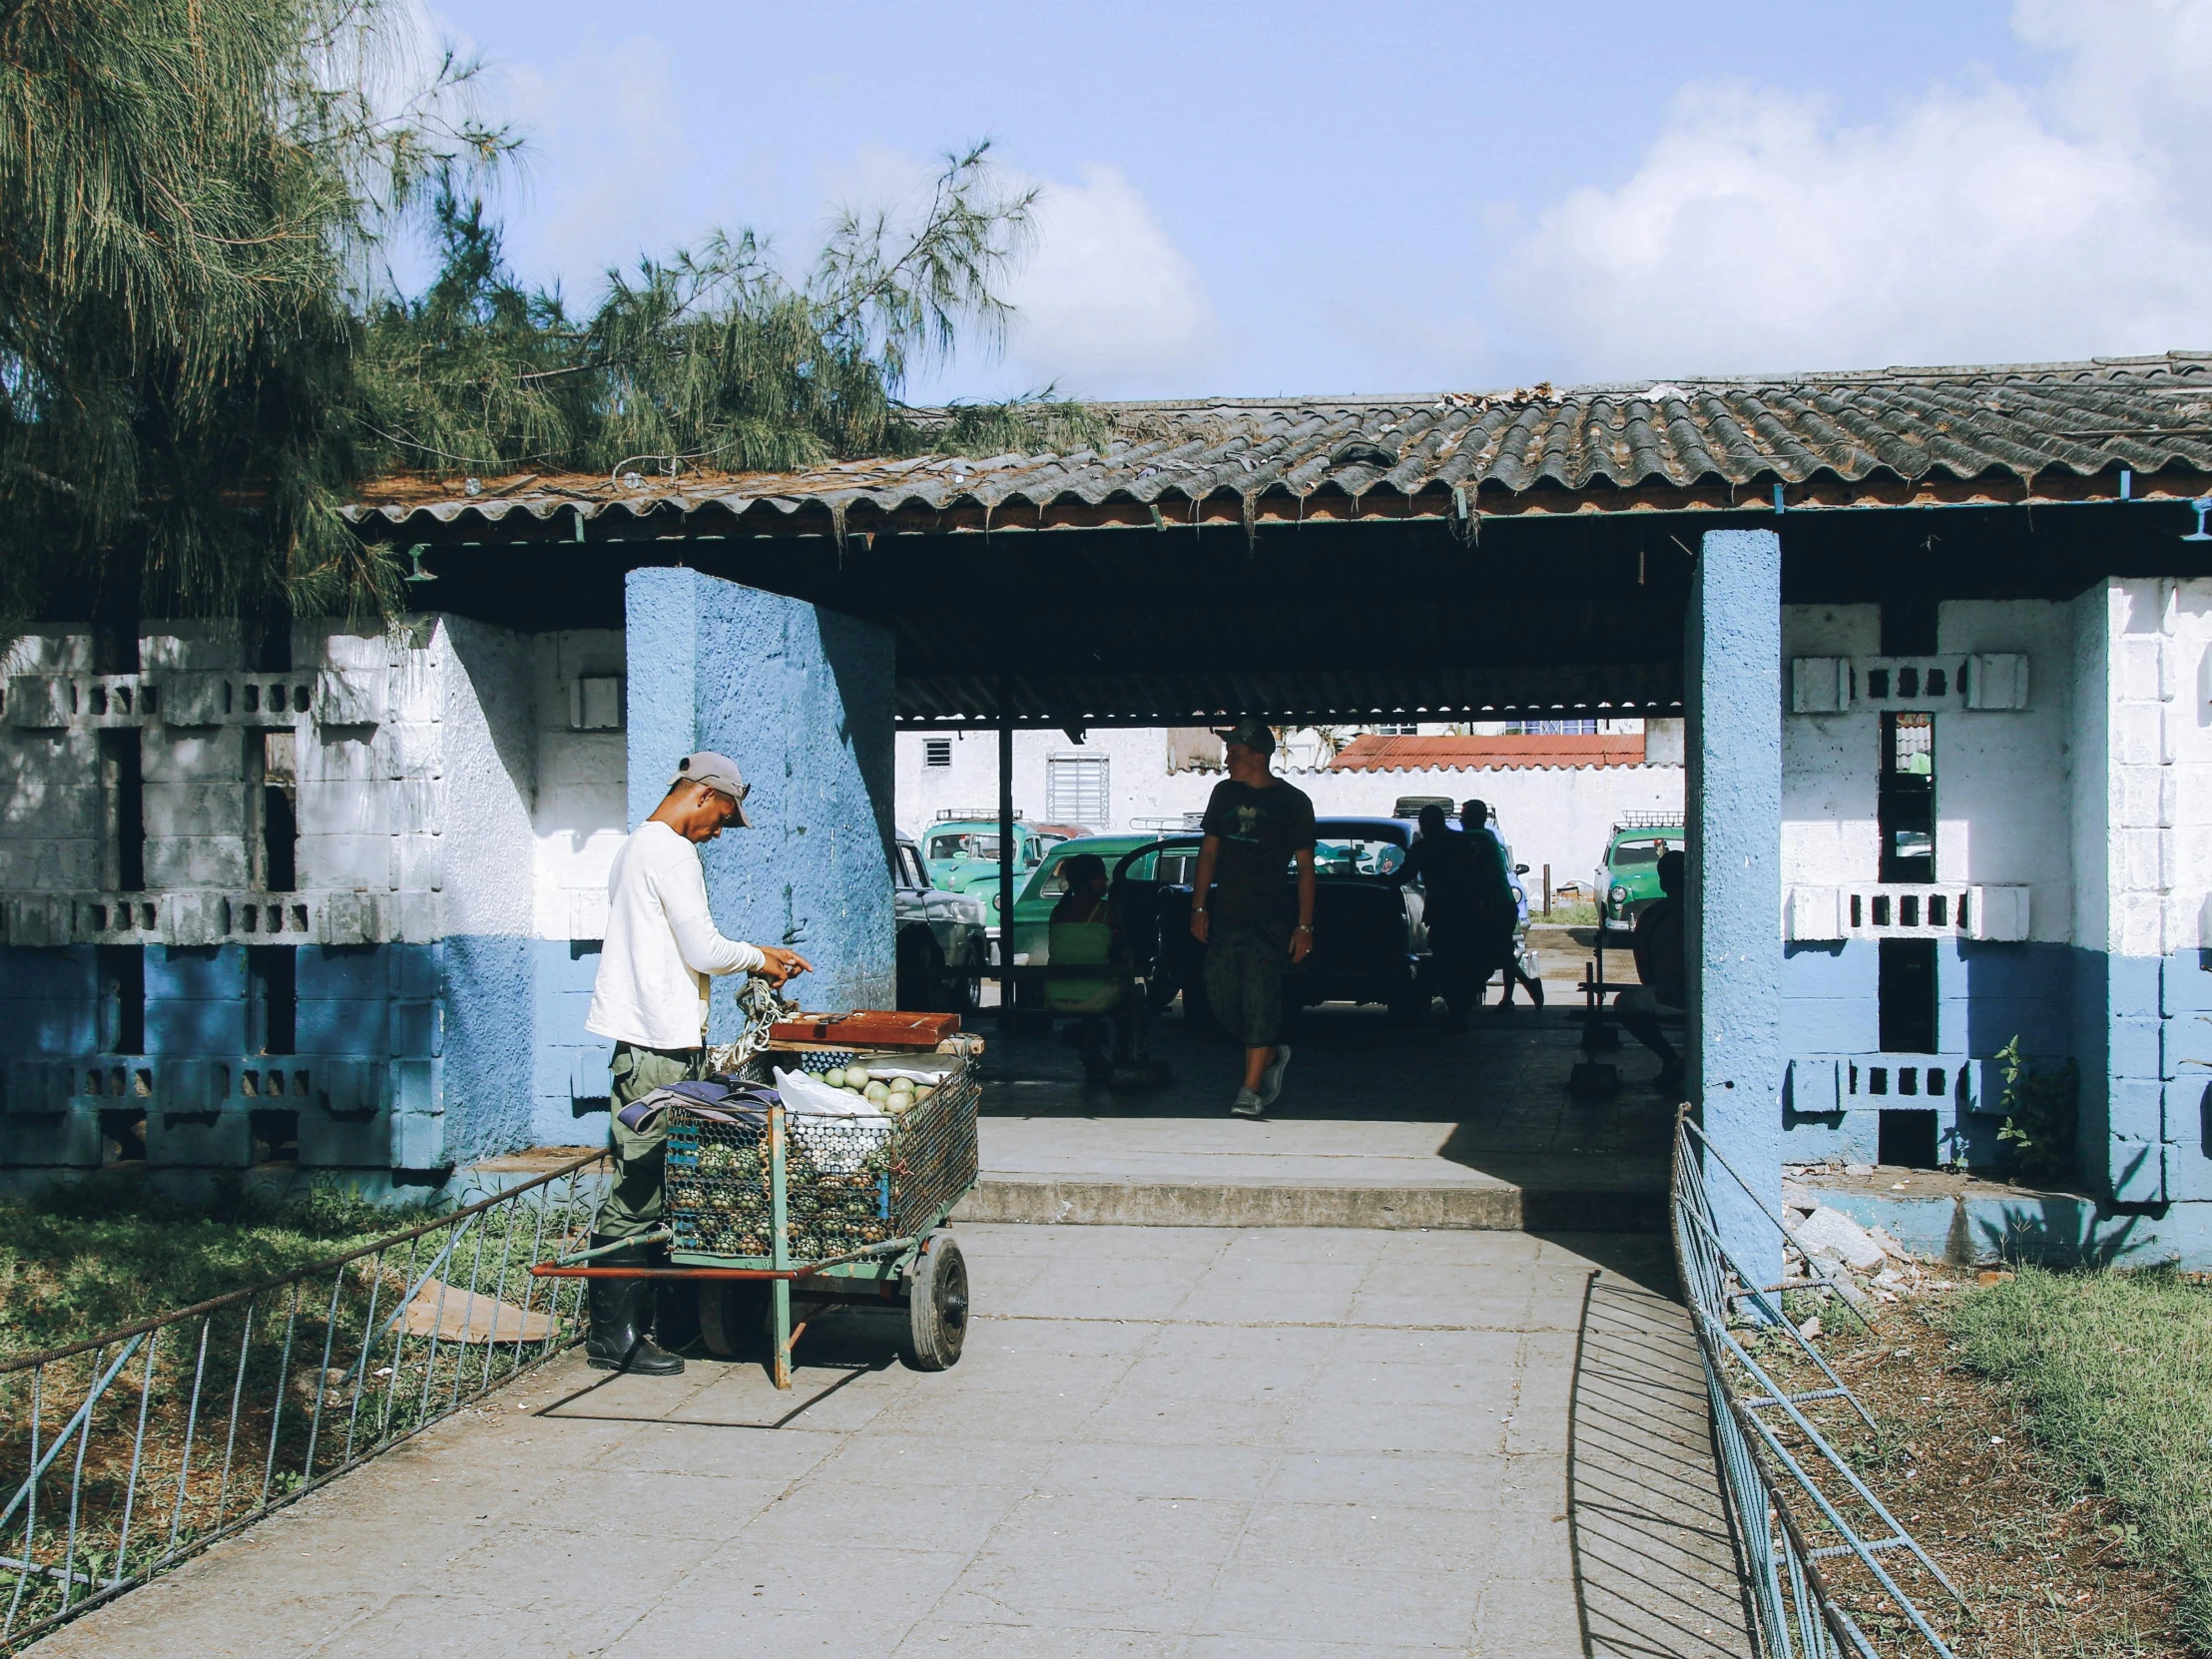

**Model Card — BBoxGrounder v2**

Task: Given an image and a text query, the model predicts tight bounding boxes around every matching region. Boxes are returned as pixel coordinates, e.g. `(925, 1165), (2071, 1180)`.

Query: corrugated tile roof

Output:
(346, 352), (2212, 536)
(1329, 734), (1649, 773)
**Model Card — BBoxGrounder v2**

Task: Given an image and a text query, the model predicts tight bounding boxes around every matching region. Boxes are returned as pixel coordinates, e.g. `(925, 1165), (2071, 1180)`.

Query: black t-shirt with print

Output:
(1200, 778), (1318, 930)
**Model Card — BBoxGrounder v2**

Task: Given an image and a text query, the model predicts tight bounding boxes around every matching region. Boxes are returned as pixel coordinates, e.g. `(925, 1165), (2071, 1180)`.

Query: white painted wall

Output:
(436, 618), (538, 944)
(1779, 601), (2076, 942)
(1939, 601), (2076, 944)
(528, 630), (628, 941)
(892, 726), (1682, 898)
(1780, 604), (1883, 890)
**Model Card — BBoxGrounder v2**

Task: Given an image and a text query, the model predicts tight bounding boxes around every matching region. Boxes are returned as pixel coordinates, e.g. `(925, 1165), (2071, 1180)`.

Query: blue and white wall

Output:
(1774, 583), (2212, 1259)
(0, 587), (894, 1190)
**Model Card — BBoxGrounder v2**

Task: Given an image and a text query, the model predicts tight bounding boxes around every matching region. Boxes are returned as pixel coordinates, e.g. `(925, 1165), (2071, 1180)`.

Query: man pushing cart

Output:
(581, 751), (812, 1378)
(560, 749), (980, 1390)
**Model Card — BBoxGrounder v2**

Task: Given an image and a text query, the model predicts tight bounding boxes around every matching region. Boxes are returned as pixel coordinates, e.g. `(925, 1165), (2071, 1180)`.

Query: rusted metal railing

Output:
(0, 1152), (608, 1648)
(1671, 1112), (1970, 1658)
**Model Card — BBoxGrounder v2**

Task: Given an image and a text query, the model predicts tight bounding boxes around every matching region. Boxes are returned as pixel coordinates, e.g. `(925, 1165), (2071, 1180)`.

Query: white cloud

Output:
(998, 165), (1220, 396)
(1491, 0), (2212, 381)
(483, 37), (704, 292)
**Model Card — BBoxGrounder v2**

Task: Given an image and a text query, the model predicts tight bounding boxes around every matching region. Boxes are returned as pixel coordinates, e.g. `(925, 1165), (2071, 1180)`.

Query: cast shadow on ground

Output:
(1567, 1274), (1756, 1659)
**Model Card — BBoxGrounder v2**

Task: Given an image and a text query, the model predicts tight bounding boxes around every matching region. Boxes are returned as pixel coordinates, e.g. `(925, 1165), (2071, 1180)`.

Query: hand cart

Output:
(533, 1035), (980, 1389)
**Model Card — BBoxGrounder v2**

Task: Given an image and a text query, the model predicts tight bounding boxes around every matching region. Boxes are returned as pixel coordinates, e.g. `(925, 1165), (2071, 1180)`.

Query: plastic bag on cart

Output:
(615, 1078), (776, 1134)
(773, 1067), (889, 1174)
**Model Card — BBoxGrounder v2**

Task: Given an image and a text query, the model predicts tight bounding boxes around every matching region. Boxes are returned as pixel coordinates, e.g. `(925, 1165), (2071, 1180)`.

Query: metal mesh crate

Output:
(664, 1051), (979, 1263)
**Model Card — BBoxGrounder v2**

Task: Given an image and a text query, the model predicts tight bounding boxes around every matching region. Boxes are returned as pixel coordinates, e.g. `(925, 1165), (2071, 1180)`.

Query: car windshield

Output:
(1610, 837), (1675, 865)
(927, 830), (998, 861)
(1312, 836), (1408, 878)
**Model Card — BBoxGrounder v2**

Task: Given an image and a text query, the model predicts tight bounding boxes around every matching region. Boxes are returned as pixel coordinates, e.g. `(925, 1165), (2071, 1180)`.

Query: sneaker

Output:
(1230, 1087), (1266, 1117)
(1259, 1044), (1293, 1106)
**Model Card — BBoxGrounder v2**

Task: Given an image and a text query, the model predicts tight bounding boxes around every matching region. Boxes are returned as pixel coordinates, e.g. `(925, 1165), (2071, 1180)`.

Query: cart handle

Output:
(529, 1233), (922, 1282)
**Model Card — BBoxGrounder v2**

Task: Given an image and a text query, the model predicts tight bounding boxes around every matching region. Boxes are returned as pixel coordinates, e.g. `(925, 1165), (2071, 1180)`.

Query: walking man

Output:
(1190, 721), (1316, 1116)
(584, 751), (812, 1375)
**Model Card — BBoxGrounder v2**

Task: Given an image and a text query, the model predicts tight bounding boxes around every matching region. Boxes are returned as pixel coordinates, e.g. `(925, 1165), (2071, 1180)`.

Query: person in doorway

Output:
(1615, 847), (1687, 1094)
(1393, 804), (1484, 1029)
(1190, 721), (1317, 1116)
(584, 751), (813, 1376)
(1459, 799), (1544, 1009)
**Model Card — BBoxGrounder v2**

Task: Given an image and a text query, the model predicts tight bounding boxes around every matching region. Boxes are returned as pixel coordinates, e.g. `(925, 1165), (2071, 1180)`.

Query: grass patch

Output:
(1533, 900), (1599, 926)
(0, 1178), (426, 1363)
(1949, 1266), (2212, 1649)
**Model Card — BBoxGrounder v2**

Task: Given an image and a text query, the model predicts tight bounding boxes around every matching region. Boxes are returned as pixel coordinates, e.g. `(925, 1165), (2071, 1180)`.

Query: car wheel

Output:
(896, 928), (942, 1012)
(943, 943), (982, 1017)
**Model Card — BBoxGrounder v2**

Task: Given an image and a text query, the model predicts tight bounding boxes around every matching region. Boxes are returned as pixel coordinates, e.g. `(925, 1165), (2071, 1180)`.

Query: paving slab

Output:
(28, 1224), (1747, 1659)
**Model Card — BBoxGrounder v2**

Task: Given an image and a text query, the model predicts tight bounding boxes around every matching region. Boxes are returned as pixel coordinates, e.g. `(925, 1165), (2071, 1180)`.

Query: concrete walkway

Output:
(29, 1226), (1747, 1659)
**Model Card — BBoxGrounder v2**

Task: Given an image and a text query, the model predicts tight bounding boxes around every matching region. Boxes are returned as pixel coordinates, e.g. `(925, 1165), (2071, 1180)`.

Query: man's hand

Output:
(1288, 924), (1314, 964)
(754, 946), (813, 988)
(1189, 907), (1209, 945)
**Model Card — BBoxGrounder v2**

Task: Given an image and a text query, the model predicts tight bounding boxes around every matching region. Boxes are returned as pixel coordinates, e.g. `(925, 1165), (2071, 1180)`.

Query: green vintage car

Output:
(1005, 834), (1171, 967)
(920, 816), (1075, 926)
(1598, 815), (1685, 931)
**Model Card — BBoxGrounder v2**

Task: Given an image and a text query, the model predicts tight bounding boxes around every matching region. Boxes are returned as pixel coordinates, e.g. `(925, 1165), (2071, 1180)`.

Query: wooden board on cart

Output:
(770, 1010), (962, 1049)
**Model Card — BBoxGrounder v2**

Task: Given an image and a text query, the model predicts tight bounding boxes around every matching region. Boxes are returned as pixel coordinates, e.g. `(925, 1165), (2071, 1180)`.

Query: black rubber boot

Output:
(584, 1235), (686, 1377)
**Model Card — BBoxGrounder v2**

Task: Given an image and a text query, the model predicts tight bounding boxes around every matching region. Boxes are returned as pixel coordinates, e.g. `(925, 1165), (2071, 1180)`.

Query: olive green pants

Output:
(602, 1042), (705, 1242)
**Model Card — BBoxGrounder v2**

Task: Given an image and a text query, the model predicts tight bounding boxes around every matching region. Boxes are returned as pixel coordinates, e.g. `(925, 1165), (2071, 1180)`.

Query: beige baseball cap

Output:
(672, 751), (753, 826)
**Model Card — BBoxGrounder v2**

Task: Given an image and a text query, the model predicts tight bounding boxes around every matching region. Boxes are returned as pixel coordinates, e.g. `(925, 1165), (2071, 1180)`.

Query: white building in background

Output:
(893, 718), (1685, 897)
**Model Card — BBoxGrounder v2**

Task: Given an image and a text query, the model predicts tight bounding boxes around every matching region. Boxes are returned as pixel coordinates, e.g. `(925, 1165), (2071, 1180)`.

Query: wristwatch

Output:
(1294, 923), (1314, 934)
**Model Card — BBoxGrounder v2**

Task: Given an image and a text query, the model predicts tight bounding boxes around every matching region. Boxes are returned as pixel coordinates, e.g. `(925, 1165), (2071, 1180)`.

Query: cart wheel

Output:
(902, 1232), (969, 1371)
(699, 1281), (768, 1360)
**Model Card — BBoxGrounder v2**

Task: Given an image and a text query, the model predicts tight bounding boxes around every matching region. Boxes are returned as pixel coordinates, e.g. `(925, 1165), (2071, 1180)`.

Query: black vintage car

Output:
(1109, 817), (1432, 1024)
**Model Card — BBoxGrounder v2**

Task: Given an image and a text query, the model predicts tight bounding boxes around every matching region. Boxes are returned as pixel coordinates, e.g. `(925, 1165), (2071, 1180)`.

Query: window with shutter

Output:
(1046, 756), (1108, 829)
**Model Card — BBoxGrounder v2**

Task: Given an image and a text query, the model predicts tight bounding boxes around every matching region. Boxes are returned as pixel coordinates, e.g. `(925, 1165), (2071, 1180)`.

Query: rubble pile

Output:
(1778, 1176), (1954, 1331)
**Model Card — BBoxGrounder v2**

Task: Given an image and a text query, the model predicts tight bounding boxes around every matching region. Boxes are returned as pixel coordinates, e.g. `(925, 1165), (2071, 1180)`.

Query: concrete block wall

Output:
(0, 615), (559, 1182)
(2068, 579), (2212, 1226)
(1779, 599), (2075, 1169)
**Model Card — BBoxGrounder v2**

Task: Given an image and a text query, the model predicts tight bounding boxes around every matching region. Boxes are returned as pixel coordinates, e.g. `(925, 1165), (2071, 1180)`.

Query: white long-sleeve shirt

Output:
(586, 821), (766, 1050)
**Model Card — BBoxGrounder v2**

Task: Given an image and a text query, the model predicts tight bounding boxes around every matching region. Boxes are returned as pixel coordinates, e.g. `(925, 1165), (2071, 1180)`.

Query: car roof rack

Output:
(934, 808), (1022, 822)
(1615, 812), (1685, 830)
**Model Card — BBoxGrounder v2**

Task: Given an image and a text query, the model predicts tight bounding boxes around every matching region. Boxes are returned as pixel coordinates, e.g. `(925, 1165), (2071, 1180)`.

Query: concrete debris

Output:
(402, 1281), (555, 1344)
(1844, 1163), (1876, 1176)
(1868, 1225), (1912, 1261)
(1797, 1316), (1824, 1340)
(1781, 1178), (1816, 1216)
(1791, 1206), (1889, 1273)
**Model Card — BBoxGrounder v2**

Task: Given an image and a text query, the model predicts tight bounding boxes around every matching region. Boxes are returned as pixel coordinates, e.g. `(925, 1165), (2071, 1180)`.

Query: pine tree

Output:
(0, 1), (1079, 628)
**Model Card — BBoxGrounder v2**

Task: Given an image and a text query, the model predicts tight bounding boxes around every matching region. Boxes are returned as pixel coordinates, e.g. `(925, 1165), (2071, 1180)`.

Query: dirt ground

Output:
(1770, 1282), (2191, 1658)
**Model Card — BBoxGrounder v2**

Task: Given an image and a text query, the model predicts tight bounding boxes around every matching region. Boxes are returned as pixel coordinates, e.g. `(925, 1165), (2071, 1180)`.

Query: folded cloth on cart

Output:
(615, 1078), (777, 1134)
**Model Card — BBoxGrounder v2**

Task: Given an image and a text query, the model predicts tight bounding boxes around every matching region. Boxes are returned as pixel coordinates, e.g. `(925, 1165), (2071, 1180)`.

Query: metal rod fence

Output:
(0, 1151), (608, 1649)
(1670, 1110), (1972, 1658)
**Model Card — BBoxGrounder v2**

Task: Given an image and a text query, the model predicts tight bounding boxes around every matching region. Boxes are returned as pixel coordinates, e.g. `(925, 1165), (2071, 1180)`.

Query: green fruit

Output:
(863, 1080), (890, 1102)
(824, 1067), (845, 1088)
(845, 1065), (871, 1086)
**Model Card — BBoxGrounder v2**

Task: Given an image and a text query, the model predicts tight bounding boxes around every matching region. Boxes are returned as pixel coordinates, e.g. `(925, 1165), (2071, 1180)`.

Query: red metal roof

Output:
(1328, 733), (1648, 772)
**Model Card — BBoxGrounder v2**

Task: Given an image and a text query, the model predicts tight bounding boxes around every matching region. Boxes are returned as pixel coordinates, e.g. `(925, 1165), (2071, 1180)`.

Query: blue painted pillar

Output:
(625, 569), (897, 1025)
(1686, 529), (1784, 1268)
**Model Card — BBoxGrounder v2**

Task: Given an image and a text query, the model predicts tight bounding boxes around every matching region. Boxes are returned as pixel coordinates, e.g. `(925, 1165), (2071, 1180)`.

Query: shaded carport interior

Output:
(349, 354), (2212, 1219)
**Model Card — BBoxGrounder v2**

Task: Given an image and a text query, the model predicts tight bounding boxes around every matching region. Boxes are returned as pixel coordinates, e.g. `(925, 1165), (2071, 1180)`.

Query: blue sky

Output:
(422, 0), (2212, 401)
